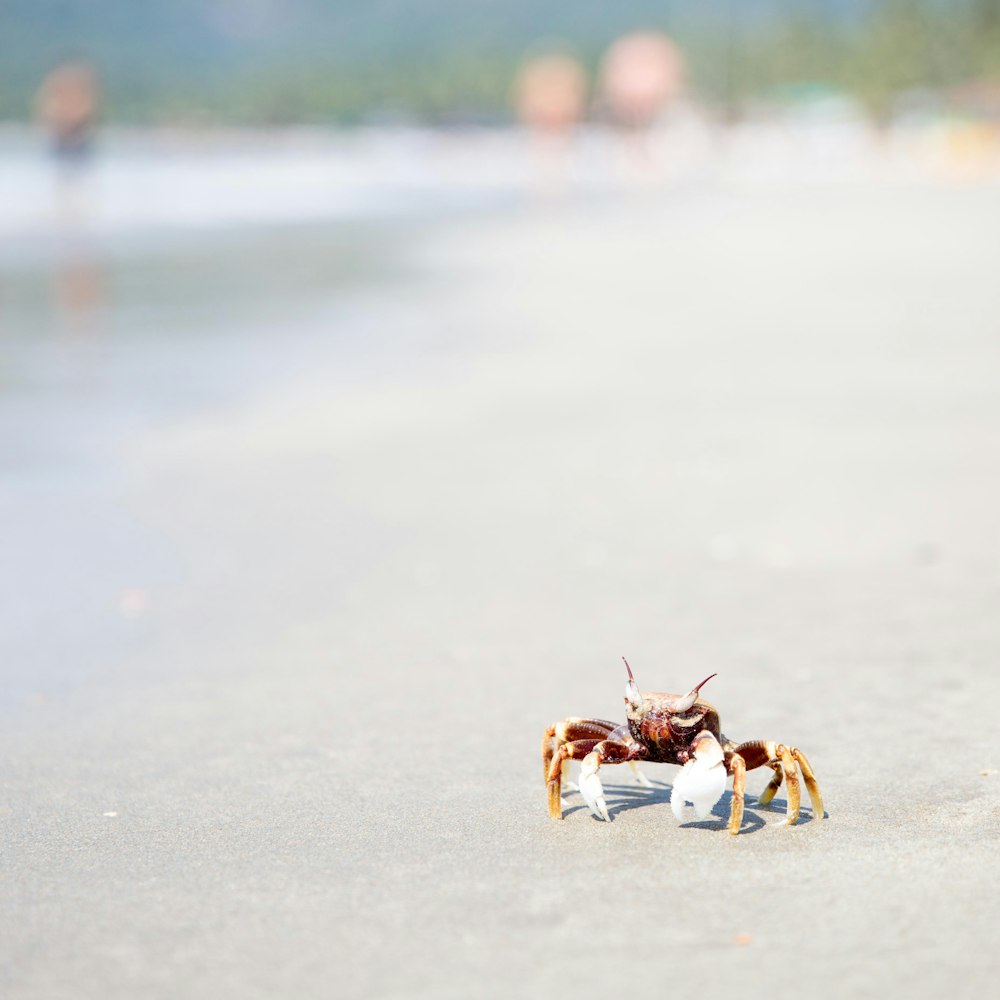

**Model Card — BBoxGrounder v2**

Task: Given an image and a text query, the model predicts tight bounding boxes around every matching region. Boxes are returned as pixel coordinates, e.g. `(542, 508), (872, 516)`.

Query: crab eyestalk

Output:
(622, 656), (642, 709)
(667, 672), (717, 713)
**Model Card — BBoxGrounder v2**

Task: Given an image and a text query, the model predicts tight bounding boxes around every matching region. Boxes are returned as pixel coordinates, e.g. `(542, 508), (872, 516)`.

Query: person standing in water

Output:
(36, 58), (102, 177)
(35, 58), (106, 337)
(513, 49), (588, 198)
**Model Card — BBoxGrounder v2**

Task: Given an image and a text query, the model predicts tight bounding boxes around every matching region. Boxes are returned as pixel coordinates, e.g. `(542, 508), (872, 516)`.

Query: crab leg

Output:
(727, 753), (746, 835)
(791, 747), (824, 819)
(578, 739), (644, 821)
(542, 718), (616, 785)
(778, 745), (800, 825)
(543, 717), (653, 817)
(628, 761), (654, 788)
(756, 762), (784, 806)
(730, 738), (824, 826)
(545, 736), (644, 820)
(545, 739), (603, 818)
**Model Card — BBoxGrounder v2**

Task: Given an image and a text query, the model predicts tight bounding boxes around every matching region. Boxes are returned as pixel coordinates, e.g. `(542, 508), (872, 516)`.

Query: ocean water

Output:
(0, 126), (527, 253)
(1, 127), (516, 707)
(0, 113), (887, 259)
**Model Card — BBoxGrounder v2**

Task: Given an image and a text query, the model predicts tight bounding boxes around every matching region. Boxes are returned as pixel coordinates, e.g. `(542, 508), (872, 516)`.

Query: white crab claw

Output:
(670, 731), (727, 822)
(579, 753), (610, 821)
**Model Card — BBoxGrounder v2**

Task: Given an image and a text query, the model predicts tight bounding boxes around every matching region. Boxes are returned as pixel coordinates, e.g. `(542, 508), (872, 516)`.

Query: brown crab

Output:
(542, 658), (824, 834)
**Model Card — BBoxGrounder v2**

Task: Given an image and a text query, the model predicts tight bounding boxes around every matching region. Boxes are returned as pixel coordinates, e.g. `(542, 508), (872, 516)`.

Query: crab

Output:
(542, 658), (824, 834)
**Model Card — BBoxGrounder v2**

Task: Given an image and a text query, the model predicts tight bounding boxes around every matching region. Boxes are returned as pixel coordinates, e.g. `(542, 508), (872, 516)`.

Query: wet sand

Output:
(2, 173), (999, 998)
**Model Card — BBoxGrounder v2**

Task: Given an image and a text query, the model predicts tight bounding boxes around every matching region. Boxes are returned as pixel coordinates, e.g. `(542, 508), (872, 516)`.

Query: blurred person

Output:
(513, 49), (588, 196)
(35, 58), (107, 339)
(942, 81), (1000, 180)
(598, 31), (684, 180)
(599, 32), (683, 129)
(515, 51), (587, 135)
(36, 58), (101, 178)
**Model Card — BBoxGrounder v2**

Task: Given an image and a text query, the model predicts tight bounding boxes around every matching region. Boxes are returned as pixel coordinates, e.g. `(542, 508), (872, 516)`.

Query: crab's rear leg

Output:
(778, 745), (801, 824)
(727, 753), (747, 835)
(731, 739), (824, 827)
(739, 740), (799, 825)
(791, 747), (823, 819)
(756, 762), (784, 807)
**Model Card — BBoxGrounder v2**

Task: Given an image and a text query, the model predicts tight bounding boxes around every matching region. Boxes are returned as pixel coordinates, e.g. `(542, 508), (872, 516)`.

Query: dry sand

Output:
(2, 174), (999, 999)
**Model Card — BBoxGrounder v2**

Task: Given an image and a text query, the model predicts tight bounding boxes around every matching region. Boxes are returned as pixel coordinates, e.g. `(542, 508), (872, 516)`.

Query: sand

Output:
(2, 170), (999, 999)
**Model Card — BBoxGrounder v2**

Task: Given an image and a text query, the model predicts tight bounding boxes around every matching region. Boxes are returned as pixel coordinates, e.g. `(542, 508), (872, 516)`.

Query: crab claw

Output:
(671, 731), (727, 822)
(579, 752), (610, 821)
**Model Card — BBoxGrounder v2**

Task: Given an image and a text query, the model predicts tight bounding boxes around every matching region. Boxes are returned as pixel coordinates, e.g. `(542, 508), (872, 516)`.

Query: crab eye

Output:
(625, 679), (642, 709)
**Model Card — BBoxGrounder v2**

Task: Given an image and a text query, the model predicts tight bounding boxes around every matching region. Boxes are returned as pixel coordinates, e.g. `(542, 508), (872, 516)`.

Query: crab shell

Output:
(626, 693), (724, 765)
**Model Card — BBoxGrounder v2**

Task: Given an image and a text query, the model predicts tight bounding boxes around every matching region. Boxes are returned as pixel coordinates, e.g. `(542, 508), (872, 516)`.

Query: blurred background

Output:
(3, 3), (1000, 999)
(3, 0), (1000, 341)
(3, 0), (1000, 331)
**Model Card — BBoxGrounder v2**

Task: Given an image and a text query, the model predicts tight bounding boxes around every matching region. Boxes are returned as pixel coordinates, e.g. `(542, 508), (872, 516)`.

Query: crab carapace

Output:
(541, 658), (824, 834)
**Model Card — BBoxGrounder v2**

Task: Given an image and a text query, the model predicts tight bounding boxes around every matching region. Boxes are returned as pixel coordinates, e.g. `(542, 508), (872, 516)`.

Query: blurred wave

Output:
(0, 128), (529, 261)
(2, 111), (965, 263)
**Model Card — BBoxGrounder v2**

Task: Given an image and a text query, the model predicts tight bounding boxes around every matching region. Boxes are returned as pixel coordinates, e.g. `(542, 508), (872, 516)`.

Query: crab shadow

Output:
(564, 780), (820, 834)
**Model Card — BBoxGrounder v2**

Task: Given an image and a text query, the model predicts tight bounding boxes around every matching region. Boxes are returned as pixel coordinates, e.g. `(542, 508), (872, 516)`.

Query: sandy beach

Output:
(2, 139), (999, 998)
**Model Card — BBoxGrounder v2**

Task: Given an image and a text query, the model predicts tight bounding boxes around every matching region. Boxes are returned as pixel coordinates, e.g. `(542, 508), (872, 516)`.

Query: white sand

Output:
(2, 170), (999, 999)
